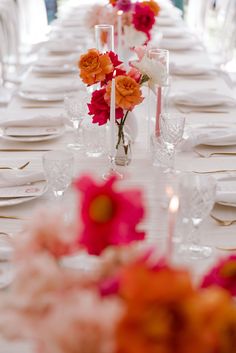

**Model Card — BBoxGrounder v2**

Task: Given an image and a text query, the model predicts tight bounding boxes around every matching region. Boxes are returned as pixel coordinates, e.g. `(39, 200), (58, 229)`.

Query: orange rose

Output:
(78, 49), (114, 85)
(141, 0), (160, 16)
(105, 75), (143, 111)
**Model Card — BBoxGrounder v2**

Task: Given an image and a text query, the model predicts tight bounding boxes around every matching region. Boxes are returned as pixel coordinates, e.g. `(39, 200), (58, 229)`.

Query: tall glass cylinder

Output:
(95, 24), (114, 53)
(147, 48), (169, 140)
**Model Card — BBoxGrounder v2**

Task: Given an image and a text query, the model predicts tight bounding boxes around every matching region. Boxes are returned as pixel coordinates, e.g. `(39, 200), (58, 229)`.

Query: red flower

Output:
(132, 3), (155, 40)
(73, 175), (145, 255)
(201, 255), (236, 296)
(102, 51), (126, 85)
(88, 88), (123, 126)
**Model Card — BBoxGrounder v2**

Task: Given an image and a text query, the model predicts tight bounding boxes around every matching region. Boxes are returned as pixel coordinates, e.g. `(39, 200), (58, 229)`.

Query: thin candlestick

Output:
(110, 76), (116, 158)
(167, 195), (179, 262)
(117, 10), (123, 58)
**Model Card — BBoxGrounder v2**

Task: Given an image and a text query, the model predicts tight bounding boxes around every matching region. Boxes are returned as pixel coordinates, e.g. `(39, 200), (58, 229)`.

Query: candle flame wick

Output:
(117, 10), (123, 15)
(113, 70), (117, 78)
(169, 195), (179, 213)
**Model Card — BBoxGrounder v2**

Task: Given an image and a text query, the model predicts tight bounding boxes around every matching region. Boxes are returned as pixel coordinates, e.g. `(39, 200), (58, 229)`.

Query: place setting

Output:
(170, 89), (236, 113)
(0, 110), (69, 144)
(0, 168), (47, 207)
(31, 55), (78, 76)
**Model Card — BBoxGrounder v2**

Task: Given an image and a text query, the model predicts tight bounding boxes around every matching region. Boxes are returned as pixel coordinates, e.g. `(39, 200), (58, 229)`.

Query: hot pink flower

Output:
(88, 88), (123, 126)
(132, 3), (155, 40)
(73, 175), (146, 256)
(201, 255), (236, 296)
(105, 51), (126, 83)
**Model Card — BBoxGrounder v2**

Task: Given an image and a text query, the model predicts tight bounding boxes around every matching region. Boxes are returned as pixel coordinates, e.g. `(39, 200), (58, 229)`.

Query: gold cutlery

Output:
(193, 169), (236, 174)
(216, 246), (236, 251)
(0, 215), (23, 220)
(210, 213), (236, 226)
(176, 106), (228, 114)
(0, 161), (30, 170)
(194, 150), (236, 158)
(0, 232), (11, 237)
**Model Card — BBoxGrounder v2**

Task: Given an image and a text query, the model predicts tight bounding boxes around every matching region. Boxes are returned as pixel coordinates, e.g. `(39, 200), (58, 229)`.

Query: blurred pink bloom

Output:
(85, 4), (117, 29)
(127, 67), (141, 82)
(133, 45), (146, 60)
(0, 254), (82, 339)
(14, 207), (79, 260)
(41, 291), (123, 353)
(201, 255), (236, 296)
(116, 0), (132, 12)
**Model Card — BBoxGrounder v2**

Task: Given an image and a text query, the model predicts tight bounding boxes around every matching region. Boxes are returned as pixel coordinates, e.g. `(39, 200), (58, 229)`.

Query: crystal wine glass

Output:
(179, 173), (216, 259)
(160, 113), (185, 170)
(64, 90), (90, 150)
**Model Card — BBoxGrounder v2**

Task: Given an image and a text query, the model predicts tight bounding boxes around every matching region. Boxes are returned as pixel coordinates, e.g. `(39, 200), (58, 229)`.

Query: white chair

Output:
(17, 0), (48, 46)
(203, 0), (236, 66)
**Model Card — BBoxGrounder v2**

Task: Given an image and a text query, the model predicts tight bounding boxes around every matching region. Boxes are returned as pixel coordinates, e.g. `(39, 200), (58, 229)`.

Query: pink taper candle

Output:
(155, 86), (162, 136)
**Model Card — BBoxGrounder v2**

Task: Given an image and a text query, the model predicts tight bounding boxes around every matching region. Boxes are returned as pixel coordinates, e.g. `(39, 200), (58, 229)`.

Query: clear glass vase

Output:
(115, 124), (132, 166)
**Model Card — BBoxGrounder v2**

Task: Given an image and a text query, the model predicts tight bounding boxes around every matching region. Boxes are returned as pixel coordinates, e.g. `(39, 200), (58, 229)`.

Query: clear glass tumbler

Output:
(82, 117), (106, 157)
(43, 150), (74, 199)
(64, 90), (90, 150)
(95, 24), (114, 53)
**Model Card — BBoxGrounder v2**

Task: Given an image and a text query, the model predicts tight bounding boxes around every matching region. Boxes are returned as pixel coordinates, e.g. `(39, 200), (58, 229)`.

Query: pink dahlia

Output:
(73, 175), (145, 255)
(132, 3), (155, 40)
(201, 255), (236, 296)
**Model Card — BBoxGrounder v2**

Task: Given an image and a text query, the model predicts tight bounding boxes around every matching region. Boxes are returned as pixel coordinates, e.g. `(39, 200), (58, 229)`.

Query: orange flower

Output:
(116, 262), (236, 353)
(141, 0), (160, 16)
(78, 49), (114, 86)
(105, 75), (143, 111)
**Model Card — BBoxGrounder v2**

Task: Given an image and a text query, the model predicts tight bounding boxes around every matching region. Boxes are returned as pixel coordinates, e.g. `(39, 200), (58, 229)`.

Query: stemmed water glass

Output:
(178, 173), (216, 259)
(64, 90), (90, 150)
(160, 113), (185, 170)
(43, 150), (74, 200)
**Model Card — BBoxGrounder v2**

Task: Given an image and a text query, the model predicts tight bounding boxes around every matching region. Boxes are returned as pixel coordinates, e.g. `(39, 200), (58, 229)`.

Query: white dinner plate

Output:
(1, 125), (65, 142)
(18, 90), (65, 102)
(0, 181), (47, 207)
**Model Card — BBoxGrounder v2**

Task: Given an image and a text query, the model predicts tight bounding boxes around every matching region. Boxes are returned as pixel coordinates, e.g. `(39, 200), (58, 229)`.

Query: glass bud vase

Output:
(115, 125), (132, 166)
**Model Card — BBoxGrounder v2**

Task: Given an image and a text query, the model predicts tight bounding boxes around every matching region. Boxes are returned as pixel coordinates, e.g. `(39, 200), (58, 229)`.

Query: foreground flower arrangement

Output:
(86, 0), (160, 47)
(0, 175), (236, 353)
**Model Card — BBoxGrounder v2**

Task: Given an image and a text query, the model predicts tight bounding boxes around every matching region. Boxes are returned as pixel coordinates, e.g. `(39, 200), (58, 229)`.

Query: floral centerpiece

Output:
(78, 48), (145, 165)
(85, 0), (161, 48)
(0, 174), (236, 352)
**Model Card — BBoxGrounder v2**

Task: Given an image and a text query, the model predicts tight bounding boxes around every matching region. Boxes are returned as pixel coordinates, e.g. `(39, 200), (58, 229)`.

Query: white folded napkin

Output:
(215, 177), (236, 205)
(160, 37), (200, 51)
(170, 62), (216, 76)
(170, 90), (236, 107)
(1, 113), (70, 128)
(182, 125), (236, 150)
(44, 39), (81, 52)
(34, 56), (77, 67)
(161, 27), (187, 38)
(0, 171), (45, 188)
(20, 80), (81, 94)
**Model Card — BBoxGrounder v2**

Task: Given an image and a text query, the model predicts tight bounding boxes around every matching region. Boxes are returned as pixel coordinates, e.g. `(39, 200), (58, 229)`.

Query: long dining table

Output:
(0, 0), (236, 350)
